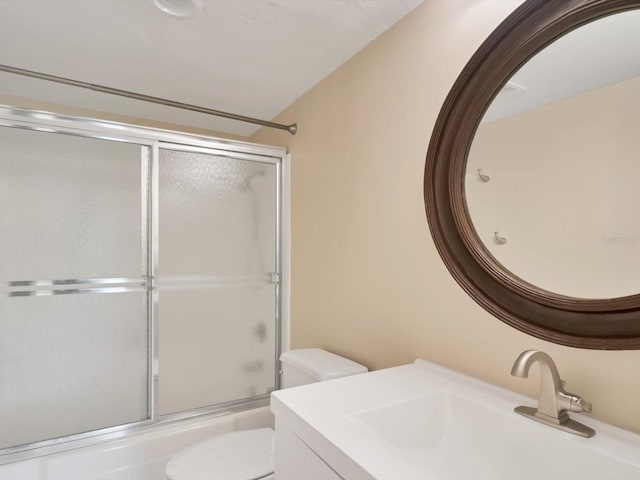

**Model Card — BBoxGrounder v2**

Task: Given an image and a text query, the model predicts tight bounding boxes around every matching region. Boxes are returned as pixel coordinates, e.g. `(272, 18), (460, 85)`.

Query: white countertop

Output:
(271, 359), (640, 480)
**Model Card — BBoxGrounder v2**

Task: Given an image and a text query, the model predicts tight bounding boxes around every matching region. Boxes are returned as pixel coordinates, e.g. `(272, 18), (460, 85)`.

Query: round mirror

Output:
(425, 0), (640, 348)
(466, 8), (640, 300)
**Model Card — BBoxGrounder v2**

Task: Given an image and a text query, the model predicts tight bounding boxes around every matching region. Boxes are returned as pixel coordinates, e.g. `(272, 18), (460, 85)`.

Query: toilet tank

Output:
(279, 348), (368, 388)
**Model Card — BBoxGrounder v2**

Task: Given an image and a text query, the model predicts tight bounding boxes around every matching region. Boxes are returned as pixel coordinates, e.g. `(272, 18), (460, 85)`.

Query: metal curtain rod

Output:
(0, 64), (297, 135)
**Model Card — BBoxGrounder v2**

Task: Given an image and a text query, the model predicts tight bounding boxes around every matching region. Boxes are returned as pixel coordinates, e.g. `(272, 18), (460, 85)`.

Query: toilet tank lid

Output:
(280, 348), (367, 381)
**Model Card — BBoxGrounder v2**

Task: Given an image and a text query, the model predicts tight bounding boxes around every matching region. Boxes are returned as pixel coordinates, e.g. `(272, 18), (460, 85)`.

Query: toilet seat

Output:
(165, 428), (274, 480)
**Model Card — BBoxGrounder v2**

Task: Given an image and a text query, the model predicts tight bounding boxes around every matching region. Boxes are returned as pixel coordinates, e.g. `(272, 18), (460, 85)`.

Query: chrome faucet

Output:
(511, 350), (595, 438)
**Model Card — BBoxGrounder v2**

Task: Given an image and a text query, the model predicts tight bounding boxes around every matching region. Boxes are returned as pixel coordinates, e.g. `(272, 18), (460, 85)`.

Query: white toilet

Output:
(165, 348), (368, 480)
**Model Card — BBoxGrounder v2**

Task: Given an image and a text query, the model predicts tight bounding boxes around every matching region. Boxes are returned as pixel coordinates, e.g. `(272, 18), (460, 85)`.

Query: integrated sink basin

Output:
(350, 392), (454, 452)
(349, 391), (640, 479)
(271, 359), (640, 480)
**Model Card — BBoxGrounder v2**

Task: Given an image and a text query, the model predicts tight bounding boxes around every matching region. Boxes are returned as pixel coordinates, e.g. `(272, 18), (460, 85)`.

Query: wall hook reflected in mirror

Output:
(478, 169), (490, 182)
(494, 231), (507, 245)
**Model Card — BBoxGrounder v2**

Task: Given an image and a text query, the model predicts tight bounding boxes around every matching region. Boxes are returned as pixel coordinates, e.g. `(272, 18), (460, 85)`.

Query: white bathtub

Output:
(0, 407), (274, 480)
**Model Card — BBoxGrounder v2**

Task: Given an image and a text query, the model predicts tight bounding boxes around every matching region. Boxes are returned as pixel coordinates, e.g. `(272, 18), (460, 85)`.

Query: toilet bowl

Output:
(165, 348), (367, 480)
(165, 428), (275, 480)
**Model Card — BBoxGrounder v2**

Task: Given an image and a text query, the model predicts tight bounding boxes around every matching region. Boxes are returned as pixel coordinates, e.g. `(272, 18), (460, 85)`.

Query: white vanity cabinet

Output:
(274, 420), (344, 480)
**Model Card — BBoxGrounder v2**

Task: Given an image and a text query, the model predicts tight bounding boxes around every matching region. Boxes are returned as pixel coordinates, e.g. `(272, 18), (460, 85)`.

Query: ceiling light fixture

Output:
(153, 0), (204, 17)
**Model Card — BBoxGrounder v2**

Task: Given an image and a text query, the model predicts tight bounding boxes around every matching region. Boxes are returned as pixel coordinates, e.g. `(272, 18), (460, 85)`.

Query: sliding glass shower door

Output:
(157, 147), (278, 414)
(0, 108), (284, 459)
(0, 127), (149, 449)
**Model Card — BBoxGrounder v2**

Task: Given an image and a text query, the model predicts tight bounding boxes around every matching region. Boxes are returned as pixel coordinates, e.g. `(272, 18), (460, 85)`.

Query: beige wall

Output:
(467, 74), (640, 298)
(251, 0), (640, 433)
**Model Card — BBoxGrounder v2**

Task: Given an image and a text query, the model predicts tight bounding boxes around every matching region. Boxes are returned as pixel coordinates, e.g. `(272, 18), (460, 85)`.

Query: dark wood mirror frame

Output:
(424, 0), (640, 349)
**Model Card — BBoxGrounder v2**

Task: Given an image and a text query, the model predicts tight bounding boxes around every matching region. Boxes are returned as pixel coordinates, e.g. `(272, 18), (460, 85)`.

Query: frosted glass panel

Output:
(0, 292), (148, 449)
(158, 284), (276, 415)
(0, 117), (281, 456)
(0, 127), (144, 281)
(159, 150), (277, 276)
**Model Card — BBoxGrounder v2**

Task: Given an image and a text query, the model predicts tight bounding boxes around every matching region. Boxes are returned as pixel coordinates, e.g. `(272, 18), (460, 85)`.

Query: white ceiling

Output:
(0, 0), (422, 136)
(483, 9), (640, 124)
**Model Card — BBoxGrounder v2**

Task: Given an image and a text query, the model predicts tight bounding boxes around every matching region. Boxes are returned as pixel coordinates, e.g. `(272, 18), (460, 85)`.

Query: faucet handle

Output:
(558, 391), (593, 414)
(571, 396), (592, 414)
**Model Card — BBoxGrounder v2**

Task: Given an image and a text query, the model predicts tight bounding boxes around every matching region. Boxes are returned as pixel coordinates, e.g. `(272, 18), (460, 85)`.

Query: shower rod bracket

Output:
(0, 64), (297, 135)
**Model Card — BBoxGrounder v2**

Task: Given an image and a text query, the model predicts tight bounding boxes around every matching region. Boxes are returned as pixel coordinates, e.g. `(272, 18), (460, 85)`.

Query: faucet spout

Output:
(511, 350), (595, 438)
(511, 350), (564, 420)
(511, 350), (562, 383)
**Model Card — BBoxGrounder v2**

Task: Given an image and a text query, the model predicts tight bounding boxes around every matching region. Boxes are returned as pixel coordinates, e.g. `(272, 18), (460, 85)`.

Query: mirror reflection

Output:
(466, 9), (640, 299)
